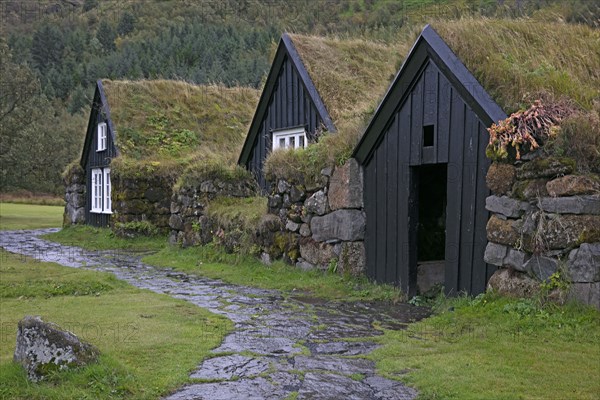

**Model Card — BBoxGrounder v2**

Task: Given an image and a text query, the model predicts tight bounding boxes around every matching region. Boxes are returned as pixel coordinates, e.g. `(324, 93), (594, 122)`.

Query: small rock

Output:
(320, 167), (333, 177)
(285, 220), (300, 232)
(546, 175), (600, 197)
(289, 185), (306, 203)
(14, 316), (99, 382)
(299, 223), (311, 237)
(485, 195), (531, 218)
(483, 242), (507, 266)
(512, 179), (549, 200)
(486, 215), (521, 247)
(260, 252), (272, 265)
(524, 255), (559, 281)
(267, 195), (282, 210)
(328, 158), (364, 210)
(304, 190), (329, 216)
(296, 259), (316, 271)
(277, 179), (290, 194)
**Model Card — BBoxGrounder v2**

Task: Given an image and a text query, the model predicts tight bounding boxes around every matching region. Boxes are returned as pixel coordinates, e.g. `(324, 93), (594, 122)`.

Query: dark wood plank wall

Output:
(85, 103), (116, 227)
(248, 55), (324, 190)
(363, 60), (492, 295)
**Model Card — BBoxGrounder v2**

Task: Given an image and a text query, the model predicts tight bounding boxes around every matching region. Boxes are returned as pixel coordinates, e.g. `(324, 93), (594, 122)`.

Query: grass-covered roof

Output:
(288, 33), (406, 135)
(266, 18), (599, 184)
(102, 79), (260, 164)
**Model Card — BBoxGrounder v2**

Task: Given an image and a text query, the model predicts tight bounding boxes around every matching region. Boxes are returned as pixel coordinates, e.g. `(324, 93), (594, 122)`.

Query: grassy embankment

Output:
(0, 202), (63, 230)
(0, 203), (231, 400)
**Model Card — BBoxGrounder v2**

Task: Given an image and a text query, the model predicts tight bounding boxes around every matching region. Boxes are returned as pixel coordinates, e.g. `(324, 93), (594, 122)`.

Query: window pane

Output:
(299, 135), (305, 148)
(290, 136), (295, 148)
(279, 138), (285, 148)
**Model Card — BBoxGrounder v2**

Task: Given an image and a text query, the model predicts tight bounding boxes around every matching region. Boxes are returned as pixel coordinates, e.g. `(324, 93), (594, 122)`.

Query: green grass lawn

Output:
(371, 293), (600, 400)
(0, 203), (63, 230)
(0, 250), (231, 400)
(44, 225), (166, 252)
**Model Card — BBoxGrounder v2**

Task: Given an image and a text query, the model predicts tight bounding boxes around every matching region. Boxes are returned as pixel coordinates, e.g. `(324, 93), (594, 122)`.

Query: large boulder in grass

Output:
(14, 316), (99, 382)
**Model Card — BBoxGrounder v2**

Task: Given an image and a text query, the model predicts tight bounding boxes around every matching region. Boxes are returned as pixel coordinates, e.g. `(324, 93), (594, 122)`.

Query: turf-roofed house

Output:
(354, 22), (600, 304)
(63, 79), (259, 233)
(238, 33), (402, 191)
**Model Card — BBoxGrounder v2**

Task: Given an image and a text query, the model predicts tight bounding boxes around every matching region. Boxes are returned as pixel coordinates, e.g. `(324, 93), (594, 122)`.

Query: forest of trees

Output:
(0, 0), (597, 195)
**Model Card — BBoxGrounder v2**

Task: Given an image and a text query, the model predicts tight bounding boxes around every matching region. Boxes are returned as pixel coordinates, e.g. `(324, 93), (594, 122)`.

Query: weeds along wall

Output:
(484, 156), (600, 308)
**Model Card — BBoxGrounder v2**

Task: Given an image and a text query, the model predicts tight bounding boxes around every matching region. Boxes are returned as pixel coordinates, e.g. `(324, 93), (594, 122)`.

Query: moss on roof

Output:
(288, 33), (406, 133)
(433, 19), (600, 113)
(102, 79), (260, 164)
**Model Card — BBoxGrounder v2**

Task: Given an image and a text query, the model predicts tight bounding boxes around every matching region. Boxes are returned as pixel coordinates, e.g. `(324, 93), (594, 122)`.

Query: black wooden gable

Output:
(238, 33), (335, 190)
(353, 25), (507, 297)
(354, 25), (506, 164)
(80, 80), (118, 168)
(80, 80), (118, 228)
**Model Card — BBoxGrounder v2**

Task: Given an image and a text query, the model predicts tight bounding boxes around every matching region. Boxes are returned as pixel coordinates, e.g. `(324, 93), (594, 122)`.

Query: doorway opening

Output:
(416, 164), (447, 295)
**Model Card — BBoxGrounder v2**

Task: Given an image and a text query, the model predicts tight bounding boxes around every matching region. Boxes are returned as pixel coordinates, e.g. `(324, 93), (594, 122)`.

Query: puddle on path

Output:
(0, 229), (430, 400)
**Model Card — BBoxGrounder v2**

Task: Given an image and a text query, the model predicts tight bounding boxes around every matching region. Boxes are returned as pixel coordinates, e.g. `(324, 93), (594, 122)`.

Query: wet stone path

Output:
(0, 229), (429, 400)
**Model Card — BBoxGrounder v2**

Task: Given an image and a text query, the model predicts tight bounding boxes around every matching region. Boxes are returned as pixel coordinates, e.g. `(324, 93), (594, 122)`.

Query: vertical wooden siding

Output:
(248, 55), (324, 190)
(85, 103), (117, 227)
(363, 60), (493, 295)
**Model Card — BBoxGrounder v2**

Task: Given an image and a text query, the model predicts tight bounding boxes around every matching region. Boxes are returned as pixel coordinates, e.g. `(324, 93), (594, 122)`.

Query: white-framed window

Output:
(103, 168), (111, 213)
(97, 122), (107, 151)
(272, 127), (307, 151)
(91, 169), (103, 213)
(90, 167), (112, 214)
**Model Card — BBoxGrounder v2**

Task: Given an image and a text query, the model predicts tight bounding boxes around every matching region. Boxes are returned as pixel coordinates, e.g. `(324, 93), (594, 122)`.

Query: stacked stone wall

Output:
(266, 159), (366, 275)
(63, 164), (86, 226)
(111, 175), (173, 234)
(484, 156), (600, 308)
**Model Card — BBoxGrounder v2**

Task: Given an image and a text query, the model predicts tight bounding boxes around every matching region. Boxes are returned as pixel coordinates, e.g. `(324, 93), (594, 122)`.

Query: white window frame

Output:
(272, 127), (307, 151)
(97, 122), (107, 151)
(91, 168), (103, 213)
(103, 167), (112, 214)
(90, 167), (112, 214)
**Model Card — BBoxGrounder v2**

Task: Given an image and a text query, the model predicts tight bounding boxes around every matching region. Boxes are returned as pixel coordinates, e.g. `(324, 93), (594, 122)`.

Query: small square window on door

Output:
(272, 127), (307, 151)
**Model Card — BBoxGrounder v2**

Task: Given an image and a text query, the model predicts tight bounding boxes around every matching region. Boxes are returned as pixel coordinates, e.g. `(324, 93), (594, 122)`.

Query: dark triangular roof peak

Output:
(353, 24), (507, 164)
(80, 80), (118, 167)
(238, 33), (335, 165)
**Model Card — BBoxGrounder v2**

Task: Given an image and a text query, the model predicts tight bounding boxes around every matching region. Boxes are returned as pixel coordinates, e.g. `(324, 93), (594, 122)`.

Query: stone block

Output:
(300, 223), (311, 237)
(14, 316), (99, 382)
(299, 239), (337, 266)
(546, 175), (600, 197)
(328, 158), (363, 210)
(567, 243), (600, 282)
(485, 195), (530, 218)
(277, 179), (290, 194)
(483, 242), (528, 271)
(486, 162), (516, 195)
(568, 282), (600, 309)
(268, 194), (282, 210)
(516, 157), (576, 180)
(304, 190), (329, 216)
(296, 259), (316, 271)
(524, 255), (559, 281)
(338, 241), (365, 276)
(541, 214), (600, 250)
(286, 220), (300, 232)
(169, 214), (184, 231)
(486, 215), (521, 247)
(538, 195), (600, 215)
(487, 268), (540, 298)
(289, 185), (306, 203)
(311, 210), (366, 242)
(483, 242), (508, 266)
(512, 179), (549, 200)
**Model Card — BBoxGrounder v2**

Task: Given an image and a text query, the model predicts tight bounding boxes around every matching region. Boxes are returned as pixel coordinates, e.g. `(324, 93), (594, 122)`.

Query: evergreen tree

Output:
(96, 21), (116, 52)
(31, 24), (65, 74)
(117, 11), (136, 36)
